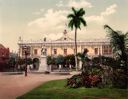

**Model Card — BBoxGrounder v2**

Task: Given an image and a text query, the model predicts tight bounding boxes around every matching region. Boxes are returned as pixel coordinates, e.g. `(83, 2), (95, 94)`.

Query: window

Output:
(109, 47), (112, 54)
(64, 49), (67, 55)
(94, 48), (98, 55)
(53, 49), (57, 55)
(22, 47), (30, 56)
(34, 49), (38, 55)
(103, 45), (111, 55)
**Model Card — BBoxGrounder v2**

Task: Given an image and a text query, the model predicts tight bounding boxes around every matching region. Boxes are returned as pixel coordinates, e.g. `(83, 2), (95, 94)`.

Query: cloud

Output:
(58, 1), (117, 24)
(26, 3), (117, 40)
(68, 0), (93, 8)
(27, 9), (68, 39)
(56, 0), (93, 8)
(28, 9), (68, 27)
(86, 4), (117, 23)
(101, 4), (117, 16)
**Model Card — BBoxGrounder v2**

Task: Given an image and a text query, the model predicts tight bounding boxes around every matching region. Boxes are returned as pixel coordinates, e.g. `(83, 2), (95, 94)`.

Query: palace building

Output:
(18, 30), (112, 60)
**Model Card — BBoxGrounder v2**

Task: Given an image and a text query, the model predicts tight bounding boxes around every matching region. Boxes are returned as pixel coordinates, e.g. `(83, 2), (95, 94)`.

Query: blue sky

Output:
(0, 0), (128, 52)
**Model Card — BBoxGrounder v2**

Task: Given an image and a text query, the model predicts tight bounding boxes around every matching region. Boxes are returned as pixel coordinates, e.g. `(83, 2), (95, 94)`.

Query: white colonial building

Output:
(18, 30), (112, 60)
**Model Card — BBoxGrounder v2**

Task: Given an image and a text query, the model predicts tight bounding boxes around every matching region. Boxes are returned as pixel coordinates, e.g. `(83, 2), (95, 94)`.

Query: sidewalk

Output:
(0, 72), (79, 99)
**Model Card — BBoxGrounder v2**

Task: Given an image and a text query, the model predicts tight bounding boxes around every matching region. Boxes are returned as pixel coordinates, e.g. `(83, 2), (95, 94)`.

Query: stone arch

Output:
(33, 58), (40, 70)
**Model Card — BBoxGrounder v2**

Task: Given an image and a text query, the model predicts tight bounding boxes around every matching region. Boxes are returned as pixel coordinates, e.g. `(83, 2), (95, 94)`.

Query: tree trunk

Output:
(75, 28), (78, 71)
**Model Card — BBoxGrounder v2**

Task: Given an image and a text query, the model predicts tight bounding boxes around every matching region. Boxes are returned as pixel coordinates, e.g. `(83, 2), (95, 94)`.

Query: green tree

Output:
(104, 25), (128, 68)
(8, 57), (16, 71)
(104, 25), (128, 88)
(26, 58), (33, 65)
(55, 55), (64, 65)
(33, 58), (40, 69)
(64, 54), (75, 68)
(47, 56), (56, 65)
(67, 7), (87, 70)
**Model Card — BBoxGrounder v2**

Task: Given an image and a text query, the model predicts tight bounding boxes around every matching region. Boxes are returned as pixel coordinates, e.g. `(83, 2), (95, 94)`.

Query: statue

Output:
(39, 47), (48, 72)
(81, 48), (90, 74)
(41, 48), (46, 56)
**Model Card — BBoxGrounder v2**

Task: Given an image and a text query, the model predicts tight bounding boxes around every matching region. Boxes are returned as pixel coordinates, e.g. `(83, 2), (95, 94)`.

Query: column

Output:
(100, 45), (103, 56)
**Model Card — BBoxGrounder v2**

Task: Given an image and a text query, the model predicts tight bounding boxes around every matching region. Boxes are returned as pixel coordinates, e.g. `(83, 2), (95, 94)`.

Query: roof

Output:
(18, 30), (110, 44)
(0, 44), (5, 48)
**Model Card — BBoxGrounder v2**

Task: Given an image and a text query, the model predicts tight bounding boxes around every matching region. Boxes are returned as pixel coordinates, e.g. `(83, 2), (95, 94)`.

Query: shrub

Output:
(112, 69), (128, 89)
(66, 74), (82, 88)
(66, 73), (102, 88)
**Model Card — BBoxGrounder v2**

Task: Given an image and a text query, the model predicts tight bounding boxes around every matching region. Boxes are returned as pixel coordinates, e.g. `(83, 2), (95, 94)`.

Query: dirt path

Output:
(0, 72), (73, 99)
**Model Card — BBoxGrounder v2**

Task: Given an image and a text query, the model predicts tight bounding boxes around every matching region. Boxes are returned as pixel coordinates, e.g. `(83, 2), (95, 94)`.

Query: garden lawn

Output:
(17, 79), (127, 99)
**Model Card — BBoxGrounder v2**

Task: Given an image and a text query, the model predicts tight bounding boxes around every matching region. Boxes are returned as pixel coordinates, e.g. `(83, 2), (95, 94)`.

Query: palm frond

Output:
(104, 25), (113, 30)
(124, 32), (128, 49)
(77, 8), (85, 16)
(104, 25), (124, 56)
(67, 7), (87, 30)
(104, 24), (114, 34)
(68, 19), (74, 30)
(125, 32), (128, 36)
(76, 21), (81, 29)
(67, 14), (75, 19)
(72, 7), (77, 15)
(80, 18), (87, 26)
(124, 32), (128, 41)
(109, 32), (123, 51)
(104, 25), (128, 66)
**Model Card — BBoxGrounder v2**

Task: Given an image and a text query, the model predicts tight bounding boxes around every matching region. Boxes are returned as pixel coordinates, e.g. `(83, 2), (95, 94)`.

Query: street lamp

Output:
(23, 45), (28, 77)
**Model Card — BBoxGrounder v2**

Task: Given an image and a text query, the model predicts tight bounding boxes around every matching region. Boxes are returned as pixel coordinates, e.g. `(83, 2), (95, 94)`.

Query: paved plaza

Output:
(0, 72), (78, 99)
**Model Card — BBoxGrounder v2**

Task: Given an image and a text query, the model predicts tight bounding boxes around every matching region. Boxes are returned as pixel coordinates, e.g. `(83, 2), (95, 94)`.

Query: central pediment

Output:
(56, 30), (73, 41)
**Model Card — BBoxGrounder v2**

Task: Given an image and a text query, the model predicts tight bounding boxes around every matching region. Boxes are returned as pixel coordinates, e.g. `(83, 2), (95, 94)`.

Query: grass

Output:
(17, 79), (128, 99)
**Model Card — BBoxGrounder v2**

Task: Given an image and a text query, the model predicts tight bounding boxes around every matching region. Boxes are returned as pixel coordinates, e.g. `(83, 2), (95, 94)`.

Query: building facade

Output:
(18, 30), (112, 60)
(0, 44), (10, 71)
(0, 44), (10, 62)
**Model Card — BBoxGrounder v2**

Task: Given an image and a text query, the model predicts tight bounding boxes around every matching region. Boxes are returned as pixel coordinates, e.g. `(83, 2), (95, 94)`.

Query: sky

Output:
(0, 0), (128, 52)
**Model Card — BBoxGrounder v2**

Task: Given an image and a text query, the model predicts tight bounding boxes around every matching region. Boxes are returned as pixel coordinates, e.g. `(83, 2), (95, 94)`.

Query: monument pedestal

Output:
(38, 55), (48, 72)
(31, 55), (49, 74)
(79, 61), (82, 70)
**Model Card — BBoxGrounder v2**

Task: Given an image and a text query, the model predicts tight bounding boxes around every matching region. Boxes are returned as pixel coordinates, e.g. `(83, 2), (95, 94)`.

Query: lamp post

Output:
(23, 46), (28, 77)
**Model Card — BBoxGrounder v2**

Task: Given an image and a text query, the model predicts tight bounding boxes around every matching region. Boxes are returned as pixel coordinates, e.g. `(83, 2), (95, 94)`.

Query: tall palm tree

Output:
(104, 25), (128, 68)
(67, 7), (87, 70)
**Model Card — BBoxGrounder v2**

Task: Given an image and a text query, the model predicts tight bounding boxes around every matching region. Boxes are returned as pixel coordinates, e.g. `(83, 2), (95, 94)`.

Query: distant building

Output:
(18, 30), (112, 60)
(0, 44), (10, 71)
(0, 44), (10, 62)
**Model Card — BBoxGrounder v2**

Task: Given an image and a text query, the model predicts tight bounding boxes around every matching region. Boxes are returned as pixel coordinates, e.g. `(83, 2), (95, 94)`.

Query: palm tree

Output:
(104, 25), (128, 68)
(67, 7), (87, 70)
